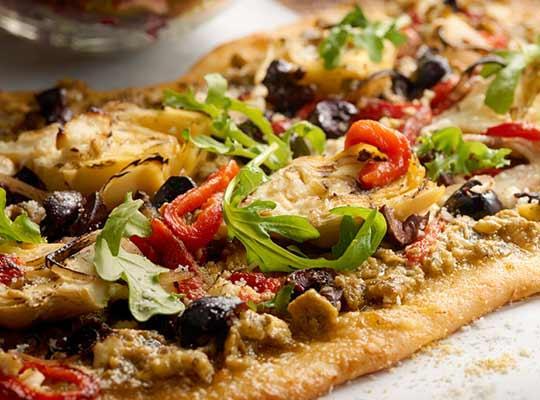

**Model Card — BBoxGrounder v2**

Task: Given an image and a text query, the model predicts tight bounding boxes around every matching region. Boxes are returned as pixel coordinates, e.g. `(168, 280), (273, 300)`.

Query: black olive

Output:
(286, 268), (335, 293)
(68, 192), (109, 237)
(262, 60), (315, 115)
(412, 48), (451, 93)
(308, 100), (358, 139)
(444, 180), (503, 220)
(444, 0), (460, 11)
(381, 206), (429, 248)
(238, 120), (264, 142)
(41, 191), (84, 240)
(143, 314), (178, 341)
(35, 87), (72, 124)
(48, 313), (111, 357)
(392, 49), (451, 99)
(152, 176), (196, 208)
(177, 296), (243, 348)
(287, 269), (344, 309)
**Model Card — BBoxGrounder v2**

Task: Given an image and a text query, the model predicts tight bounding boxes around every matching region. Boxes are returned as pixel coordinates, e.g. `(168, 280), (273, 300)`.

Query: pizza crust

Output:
(101, 252), (540, 400)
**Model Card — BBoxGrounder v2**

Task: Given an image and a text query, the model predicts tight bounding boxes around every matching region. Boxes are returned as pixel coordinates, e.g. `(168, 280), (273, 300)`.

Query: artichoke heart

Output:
(0, 102), (212, 207)
(248, 145), (444, 246)
(0, 243), (117, 329)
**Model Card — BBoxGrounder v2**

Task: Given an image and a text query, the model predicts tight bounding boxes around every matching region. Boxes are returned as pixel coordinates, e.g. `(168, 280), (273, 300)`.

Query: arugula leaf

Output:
(417, 126), (511, 180)
(164, 74), (294, 171)
(223, 148), (387, 272)
(94, 194), (184, 322)
(258, 284), (294, 314)
(281, 121), (326, 156)
(331, 215), (359, 258)
(481, 43), (540, 114)
(0, 188), (43, 244)
(319, 5), (408, 69)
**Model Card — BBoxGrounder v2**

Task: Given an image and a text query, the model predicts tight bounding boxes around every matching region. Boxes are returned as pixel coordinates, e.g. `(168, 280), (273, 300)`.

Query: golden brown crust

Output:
(102, 252), (540, 400)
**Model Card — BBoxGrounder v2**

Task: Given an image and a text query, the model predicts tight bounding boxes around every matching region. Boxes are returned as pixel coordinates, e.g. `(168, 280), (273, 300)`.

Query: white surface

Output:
(0, 1), (539, 399)
(324, 297), (540, 400)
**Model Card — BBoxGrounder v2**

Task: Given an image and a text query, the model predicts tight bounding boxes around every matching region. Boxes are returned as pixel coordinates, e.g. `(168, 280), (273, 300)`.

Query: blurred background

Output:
(0, 0), (348, 91)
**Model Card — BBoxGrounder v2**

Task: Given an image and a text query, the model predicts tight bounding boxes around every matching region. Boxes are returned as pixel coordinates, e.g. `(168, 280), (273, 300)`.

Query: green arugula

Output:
(481, 42), (540, 114)
(319, 5), (408, 69)
(0, 188), (43, 244)
(165, 74), (324, 171)
(256, 284), (295, 314)
(417, 126), (511, 180)
(223, 146), (387, 273)
(93, 194), (184, 322)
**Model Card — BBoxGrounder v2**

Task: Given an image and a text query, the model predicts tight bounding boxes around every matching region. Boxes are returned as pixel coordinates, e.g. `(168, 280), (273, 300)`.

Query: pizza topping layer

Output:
(1, 1), (540, 396)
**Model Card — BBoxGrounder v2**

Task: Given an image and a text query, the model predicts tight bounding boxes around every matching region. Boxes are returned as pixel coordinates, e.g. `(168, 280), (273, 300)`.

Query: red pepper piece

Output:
(175, 275), (206, 300)
(0, 255), (23, 287)
(430, 76), (460, 115)
(356, 99), (418, 121)
(271, 119), (292, 135)
(485, 122), (540, 141)
(345, 120), (412, 189)
(229, 271), (282, 294)
(296, 99), (319, 120)
(131, 218), (196, 271)
(401, 105), (432, 143)
(163, 161), (240, 251)
(480, 30), (509, 50)
(405, 218), (445, 266)
(0, 358), (99, 400)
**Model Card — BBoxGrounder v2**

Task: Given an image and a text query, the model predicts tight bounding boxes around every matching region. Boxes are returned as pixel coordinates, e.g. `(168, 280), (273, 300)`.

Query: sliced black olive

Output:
(238, 120), (264, 142)
(177, 296), (243, 349)
(286, 268), (343, 308)
(444, 0), (460, 11)
(308, 100), (358, 139)
(35, 87), (72, 124)
(262, 60), (315, 115)
(381, 205), (429, 248)
(152, 176), (196, 208)
(48, 313), (111, 357)
(444, 180), (503, 220)
(412, 48), (451, 92)
(286, 269), (335, 293)
(41, 191), (84, 241)
(68, 192), (109, 237)
(393, 49), (451, 99)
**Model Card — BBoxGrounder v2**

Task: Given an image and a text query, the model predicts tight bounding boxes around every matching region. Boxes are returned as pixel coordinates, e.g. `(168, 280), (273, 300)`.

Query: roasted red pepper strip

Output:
(405, 218), (444, 266)
(485, 122), (540, 141)
(345, 120), (412, 189)
(131, 218), (197, 271)
(356, 99), (419, 121)
(0, 254), (24, 286)
(175, 275), (206, 300)
(430, 76), (460, 115)
(229, 271), (282, 294)
(0, 358), (99, 400)
(163, 161), (240, 251)
(402, 105), (432, 143)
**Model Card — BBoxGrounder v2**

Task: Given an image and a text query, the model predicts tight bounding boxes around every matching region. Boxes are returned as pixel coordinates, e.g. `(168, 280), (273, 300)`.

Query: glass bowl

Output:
(0, 0), (233, 52)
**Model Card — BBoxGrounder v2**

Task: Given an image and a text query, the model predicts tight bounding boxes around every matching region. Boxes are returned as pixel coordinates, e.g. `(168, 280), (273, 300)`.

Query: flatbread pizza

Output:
(1, 1), (540, 399)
